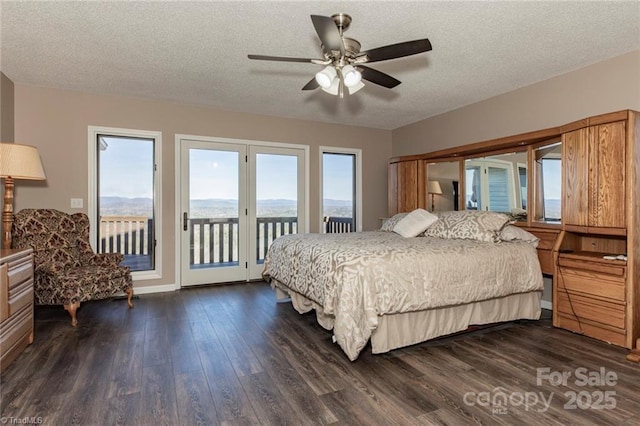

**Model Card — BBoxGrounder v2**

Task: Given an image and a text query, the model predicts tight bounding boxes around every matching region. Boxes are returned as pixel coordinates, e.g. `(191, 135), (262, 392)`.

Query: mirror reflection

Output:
(464, 151), (528, 220)
(426, 161), (461, 212)
(533, 141), (562, 223)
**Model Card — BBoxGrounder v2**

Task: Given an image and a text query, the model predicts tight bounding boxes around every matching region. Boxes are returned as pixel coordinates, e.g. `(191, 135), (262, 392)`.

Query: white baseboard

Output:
(133, 283), (179, 295)
(541, 300), (552, 310)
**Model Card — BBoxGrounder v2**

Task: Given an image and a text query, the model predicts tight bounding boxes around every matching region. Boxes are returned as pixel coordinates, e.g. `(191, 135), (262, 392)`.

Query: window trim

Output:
(88, 126), (163, 281)
(319, 146), (362, 232)
(539, 155), (562, 221)
(517, 162), (528, 210)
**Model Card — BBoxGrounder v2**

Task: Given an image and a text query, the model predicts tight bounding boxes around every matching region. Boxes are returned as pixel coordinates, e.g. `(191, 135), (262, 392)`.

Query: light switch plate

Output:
(70, 198), (83, 209)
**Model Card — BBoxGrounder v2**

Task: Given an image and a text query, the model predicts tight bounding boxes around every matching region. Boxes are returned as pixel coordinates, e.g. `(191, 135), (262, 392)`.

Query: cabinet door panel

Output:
(593, 122), (626, 228)
(396, 160), (426, 213)
(562, 128), (589, 226)
(388, 163), (399, 216)
(398, 161), (418, 213)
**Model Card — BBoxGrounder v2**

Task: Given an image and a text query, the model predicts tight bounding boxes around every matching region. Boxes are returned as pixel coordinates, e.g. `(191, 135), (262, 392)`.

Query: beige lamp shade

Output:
(0, 143), (46, 180)
(427, 180), (442, 195)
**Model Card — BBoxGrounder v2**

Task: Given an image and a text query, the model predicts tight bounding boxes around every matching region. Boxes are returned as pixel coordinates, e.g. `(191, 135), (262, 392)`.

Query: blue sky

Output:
(100, 136), (154, 198)
(101, 139), (354, 201)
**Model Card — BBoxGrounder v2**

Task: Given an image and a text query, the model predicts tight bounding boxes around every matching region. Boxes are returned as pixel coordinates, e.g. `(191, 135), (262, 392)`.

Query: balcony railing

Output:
(190, 216), (299, 267)
(100, 215), (352, 271)
(324, 216), (354, 233)
(256, 217), (298, 264)
(99, 216), (154, 271)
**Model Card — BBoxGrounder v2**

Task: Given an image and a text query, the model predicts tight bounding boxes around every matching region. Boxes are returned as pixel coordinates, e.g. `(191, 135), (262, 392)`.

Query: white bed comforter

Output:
(262, 231), (543, 360)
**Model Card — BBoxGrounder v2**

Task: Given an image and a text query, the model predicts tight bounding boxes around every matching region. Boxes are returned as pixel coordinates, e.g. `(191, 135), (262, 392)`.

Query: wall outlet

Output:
(70, 198), (83, 209)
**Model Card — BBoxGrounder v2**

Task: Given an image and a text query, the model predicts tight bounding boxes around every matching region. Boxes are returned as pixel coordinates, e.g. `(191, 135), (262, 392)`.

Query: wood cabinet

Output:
(554, 110), (639, 351)
(0, 248), (34, 373)
(518, 226), (561, 275)
(388, 160), (426, 215)
(562, 120), (626, 231)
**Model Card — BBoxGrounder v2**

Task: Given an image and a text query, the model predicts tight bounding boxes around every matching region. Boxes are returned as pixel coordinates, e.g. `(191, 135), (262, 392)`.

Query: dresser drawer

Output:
(557, 267), (625, 301)
(557, 291), (625, 329)
(8, 279), (34, 316)
(0, 304), (33, 358)
(555, 314), (627, 347)
(8, 256), (33, 290)
(558, 257), (625, 277)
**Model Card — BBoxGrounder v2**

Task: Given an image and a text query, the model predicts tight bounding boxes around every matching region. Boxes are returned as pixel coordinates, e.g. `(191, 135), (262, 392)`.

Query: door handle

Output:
(183, 212), (188, 231)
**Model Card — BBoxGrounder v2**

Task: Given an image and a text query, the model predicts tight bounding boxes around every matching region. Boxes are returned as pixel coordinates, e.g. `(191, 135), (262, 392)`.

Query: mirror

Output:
(426, 160), (461, 212)
(464, 151), (528, 220)
(533, 141), (562, 223)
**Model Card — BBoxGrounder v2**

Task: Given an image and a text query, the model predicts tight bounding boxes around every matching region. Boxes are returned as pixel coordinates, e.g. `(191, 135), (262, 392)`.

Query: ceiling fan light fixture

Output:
(342, 65), (362, 87)
(347, 80), (365, 95)
(321, 77), (340, 95)
(315, 65), (337, 89)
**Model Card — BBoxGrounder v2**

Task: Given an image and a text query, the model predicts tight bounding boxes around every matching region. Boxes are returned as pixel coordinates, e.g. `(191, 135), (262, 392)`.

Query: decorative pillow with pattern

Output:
(423, 210), (510, 243)
(380, 212), (409, 231)
(500, 225), (540, 247)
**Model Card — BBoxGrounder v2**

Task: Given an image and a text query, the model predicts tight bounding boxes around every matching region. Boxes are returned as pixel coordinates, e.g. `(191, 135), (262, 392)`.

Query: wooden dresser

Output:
(0, 248), (35, 372)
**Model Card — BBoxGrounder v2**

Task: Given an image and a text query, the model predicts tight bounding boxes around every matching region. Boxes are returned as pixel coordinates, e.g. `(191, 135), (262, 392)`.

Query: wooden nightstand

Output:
(0, 248), (34, 372)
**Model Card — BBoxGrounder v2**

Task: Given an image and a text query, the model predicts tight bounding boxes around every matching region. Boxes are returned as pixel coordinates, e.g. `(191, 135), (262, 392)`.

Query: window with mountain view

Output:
(96, 134), (156, 272)
(322, 150), (359, 233)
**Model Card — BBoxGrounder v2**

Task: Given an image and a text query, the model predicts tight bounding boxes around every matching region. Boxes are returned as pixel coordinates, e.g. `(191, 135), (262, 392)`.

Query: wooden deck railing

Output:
(190, 218), (239, 266)
(100, 215), (350, 270)
(256, 217), (298, 263)
(190, 216), (298, 266)
(100, 216), (154, 271)
(324, 216), (354, 233)
(100, 216), (153, 255)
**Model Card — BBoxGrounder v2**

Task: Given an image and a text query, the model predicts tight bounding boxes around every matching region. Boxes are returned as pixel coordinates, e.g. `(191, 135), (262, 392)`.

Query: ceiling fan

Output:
(248, 13), (432, 97)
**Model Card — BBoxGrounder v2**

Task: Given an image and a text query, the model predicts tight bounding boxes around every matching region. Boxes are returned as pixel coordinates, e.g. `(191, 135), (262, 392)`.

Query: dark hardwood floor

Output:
(1, 282), (639, 425)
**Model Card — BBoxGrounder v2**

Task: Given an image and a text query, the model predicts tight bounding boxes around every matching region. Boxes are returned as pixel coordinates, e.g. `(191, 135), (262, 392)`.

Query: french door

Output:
(179, 138), (306, 286)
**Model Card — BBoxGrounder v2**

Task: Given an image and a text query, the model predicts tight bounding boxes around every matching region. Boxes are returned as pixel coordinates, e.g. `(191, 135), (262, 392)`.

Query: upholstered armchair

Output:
(12, 209), (133, 326)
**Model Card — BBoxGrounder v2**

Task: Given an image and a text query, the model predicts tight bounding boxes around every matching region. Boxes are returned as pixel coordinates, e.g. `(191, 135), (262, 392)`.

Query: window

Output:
(540, 158), (562, 221)
(533, 141), (562, 223)
(320, 147), (362, 233)
(89, 127), (162, 279)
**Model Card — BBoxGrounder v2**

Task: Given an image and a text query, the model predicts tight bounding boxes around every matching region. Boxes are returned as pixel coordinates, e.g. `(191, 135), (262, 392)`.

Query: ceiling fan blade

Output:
(248, 54), (317, 63)
(310, 15), (345, 56)
(302, 78), (319, 91)
(358, 65), (401, 88)
(359, 38), (432, 63)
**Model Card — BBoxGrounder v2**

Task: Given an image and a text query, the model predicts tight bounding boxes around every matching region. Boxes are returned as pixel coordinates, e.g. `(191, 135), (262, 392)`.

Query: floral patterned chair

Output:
(12, 209), (133, 326)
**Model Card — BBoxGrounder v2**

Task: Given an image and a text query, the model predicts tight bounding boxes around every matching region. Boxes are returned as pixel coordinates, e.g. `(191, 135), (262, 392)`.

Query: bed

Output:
(262, 210), (544, 361)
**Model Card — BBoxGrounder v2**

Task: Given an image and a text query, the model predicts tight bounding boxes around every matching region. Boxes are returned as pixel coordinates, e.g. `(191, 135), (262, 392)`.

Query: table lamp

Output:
(0, 143), (46, 248)
(427, 180), (442, 212)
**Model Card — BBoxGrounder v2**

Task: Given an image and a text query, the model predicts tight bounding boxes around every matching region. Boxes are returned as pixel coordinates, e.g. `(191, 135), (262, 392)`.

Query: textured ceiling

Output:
(2, 1), (639, 130)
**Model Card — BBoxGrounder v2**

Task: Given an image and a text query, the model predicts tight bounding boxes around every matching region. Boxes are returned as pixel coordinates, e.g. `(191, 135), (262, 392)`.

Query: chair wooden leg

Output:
(64, 301), (81, 327)
(126, 287), (134, 309)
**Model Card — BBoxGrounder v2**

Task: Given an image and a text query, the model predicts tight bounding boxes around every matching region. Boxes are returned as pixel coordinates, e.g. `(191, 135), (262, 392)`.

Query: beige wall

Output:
(392, 50), (640, 156)
(0, 72), (15, 141)
(13, 85), (392, 288)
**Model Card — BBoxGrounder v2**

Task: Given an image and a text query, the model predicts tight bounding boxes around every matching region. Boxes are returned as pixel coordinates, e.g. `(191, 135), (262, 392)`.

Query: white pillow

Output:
(393, 209), (439, 238)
